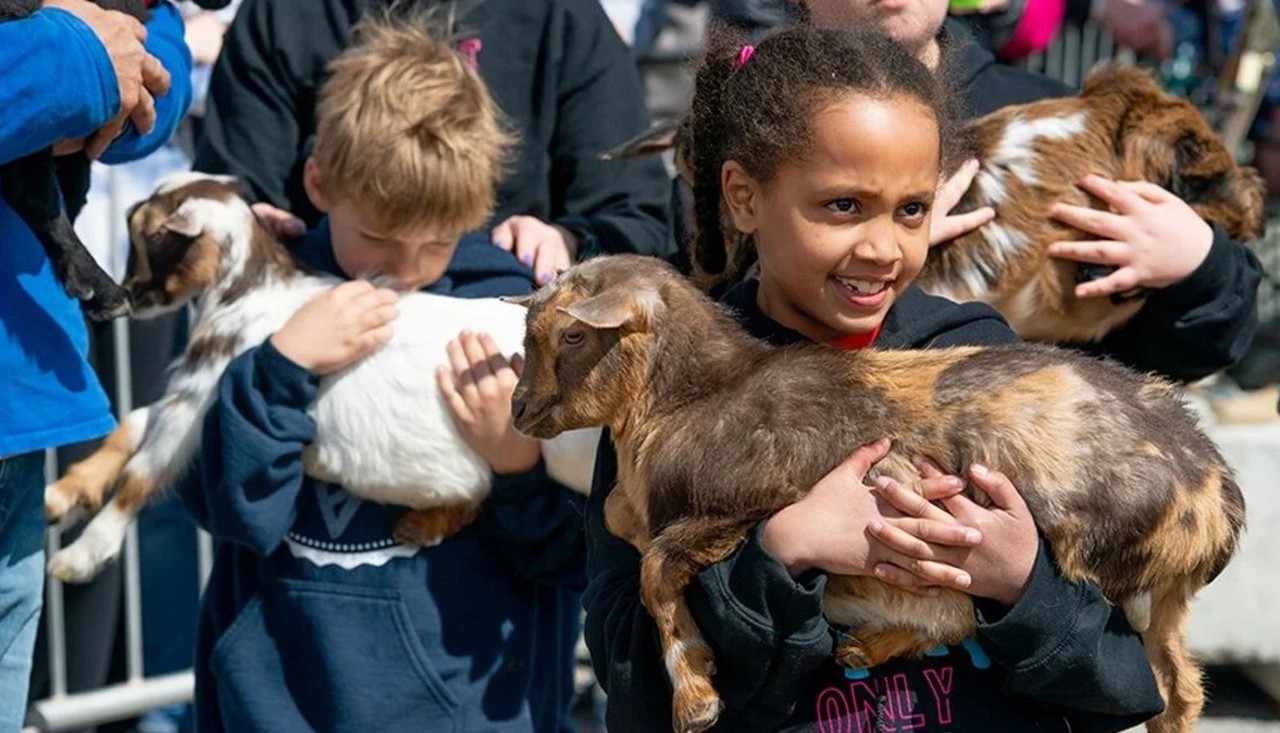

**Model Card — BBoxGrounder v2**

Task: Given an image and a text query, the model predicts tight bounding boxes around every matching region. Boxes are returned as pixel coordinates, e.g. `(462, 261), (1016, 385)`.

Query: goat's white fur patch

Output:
(985, 112), (1089, 192)
(1122, 591), (1153, 632)
(155, 171), (238, 195)
(48, 503), (133, 583)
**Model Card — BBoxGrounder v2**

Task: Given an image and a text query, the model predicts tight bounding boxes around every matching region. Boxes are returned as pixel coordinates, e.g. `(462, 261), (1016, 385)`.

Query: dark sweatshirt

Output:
(581, 281), (1166, 733)
(192, 0), (673, 260)
(180, 227), (586, 733)
(947, 21), (1259, 383)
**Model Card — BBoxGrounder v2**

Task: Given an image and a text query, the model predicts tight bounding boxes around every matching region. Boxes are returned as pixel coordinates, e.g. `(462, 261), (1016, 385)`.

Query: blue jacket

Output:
(0, 4), (192, 456)
(181, 226), (587, 733)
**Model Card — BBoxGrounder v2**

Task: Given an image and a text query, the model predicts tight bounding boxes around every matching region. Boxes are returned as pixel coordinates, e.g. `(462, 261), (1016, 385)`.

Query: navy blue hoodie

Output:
(180, 226), (586, 733)
(582, 282), (1166, 733)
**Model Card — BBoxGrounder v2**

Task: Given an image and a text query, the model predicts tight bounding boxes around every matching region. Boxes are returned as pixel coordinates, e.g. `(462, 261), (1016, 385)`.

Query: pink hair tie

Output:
(734, 44), (756, 70)
(458, 37), (483, 70)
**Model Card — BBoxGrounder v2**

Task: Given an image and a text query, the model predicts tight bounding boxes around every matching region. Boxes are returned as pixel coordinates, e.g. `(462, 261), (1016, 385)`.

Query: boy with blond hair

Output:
(180, 14), (586, 733)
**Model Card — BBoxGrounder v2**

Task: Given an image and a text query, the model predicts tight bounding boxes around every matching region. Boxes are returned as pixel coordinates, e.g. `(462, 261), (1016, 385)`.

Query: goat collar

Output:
(828, 325), (882, 351)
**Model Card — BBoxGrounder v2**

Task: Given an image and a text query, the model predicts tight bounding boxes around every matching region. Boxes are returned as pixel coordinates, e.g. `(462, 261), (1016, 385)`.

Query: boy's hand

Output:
(436, 331), (541, 475)
(930, 159), (995, 247)
(270, 281), (399, 374)
(491, 215), (576, 286)
(761, 440), (978, 582)
(1048, 175), (1213, 299)
(869, 464), (1039, 607)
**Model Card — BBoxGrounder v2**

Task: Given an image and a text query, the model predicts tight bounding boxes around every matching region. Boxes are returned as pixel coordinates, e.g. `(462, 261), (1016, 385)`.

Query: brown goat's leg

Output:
(1143, 591), (1203, 733)
(393, 503), (481, 548)
(835, 626), (947, 670)
(640, 517), (758, 733)
(45, 407), (150, 522)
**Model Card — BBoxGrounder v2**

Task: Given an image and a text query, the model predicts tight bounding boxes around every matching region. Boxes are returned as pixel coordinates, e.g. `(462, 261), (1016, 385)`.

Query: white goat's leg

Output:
(45, 407), (151, 525)
(48, 393), (208, 583)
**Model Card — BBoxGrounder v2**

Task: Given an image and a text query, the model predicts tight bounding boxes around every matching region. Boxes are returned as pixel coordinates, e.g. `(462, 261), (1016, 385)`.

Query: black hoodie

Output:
(581, 282), (1166, 733)
(944, 20), (1263, 383)
(193, 0), (674, 261)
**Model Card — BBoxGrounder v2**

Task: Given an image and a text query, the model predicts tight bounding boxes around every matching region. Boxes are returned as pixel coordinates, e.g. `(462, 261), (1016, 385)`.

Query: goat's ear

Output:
(162, 206), (204, 238)
(598, 119), (680, 161)
(559, 287), (658, 330)
(500, 293), (536, 307)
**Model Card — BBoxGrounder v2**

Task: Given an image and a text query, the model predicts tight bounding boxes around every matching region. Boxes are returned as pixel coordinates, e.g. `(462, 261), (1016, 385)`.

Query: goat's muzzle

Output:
(511, 393), (560, 440)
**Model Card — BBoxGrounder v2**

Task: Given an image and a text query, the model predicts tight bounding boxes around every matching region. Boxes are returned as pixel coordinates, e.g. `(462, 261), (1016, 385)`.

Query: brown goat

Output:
(602, 66), (1266, 343)
(510, 254), (1245, 733)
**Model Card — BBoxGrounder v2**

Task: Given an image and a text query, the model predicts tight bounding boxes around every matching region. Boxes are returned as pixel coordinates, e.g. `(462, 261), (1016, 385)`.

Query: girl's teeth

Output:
(837, 277), (888, 294)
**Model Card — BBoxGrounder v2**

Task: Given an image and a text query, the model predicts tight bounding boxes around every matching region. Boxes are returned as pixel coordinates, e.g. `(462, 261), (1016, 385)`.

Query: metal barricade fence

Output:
(19, 23), (1132, 732)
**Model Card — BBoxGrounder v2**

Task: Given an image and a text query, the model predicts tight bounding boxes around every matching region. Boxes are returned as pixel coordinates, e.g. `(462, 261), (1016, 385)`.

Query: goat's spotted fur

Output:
(45, 174), (599, 582)
(512, 254), (1244, 733)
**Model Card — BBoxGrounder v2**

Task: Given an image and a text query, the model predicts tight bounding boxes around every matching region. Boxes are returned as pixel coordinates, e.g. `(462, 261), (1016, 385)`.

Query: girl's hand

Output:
(491, 215), (577, 286)
(1048, 175), (1213, 298)
(869, 464), (1039, 607)
(761, 440), (979, 581)
(930, 159), (996, 247)
(270, 280), (399, 374)
(436, 331), (541, 475)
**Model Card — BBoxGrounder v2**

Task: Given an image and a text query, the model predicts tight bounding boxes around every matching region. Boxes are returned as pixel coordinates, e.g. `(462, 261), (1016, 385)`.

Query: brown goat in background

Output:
(603, 66), (1266, 343)
(510, 255), (1245, 733)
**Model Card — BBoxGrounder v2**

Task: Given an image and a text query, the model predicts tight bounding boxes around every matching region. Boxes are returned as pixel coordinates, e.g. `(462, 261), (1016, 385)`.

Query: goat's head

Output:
(1086, 65), (1267, 241)
(510, 255), (680, 439)
(123, 173), (259, 318)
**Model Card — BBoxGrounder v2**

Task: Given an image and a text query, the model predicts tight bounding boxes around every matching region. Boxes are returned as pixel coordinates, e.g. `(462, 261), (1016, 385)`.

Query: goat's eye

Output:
(562, 330), (586, 346)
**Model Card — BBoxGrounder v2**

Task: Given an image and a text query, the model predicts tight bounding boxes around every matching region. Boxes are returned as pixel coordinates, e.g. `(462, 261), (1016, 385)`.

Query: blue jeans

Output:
(0, 451), (46, 730)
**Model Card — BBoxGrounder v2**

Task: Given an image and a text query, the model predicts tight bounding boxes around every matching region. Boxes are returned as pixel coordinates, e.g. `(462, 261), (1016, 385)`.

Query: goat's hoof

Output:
(393, 506), (478, 548)
(82, 286), (132, 321)
(673, 689), (723, 733)
(393, 521), (445, 549)
(47, 545), (103, 584)
(44, 483), (78, 523)
(834, 643), (873, 670)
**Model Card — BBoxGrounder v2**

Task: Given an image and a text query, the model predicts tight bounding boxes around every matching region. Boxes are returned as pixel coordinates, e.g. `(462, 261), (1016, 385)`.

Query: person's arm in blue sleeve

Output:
(100, 1), (192, 163)
(178, 340), (317, 554)
(0, 9), (119, 165)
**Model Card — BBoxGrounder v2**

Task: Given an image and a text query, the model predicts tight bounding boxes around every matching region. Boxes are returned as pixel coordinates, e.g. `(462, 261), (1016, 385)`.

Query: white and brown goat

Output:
(43, 173), (601, 583)
(510, 255), (1245, 733)
(605, 66), (1266, 343)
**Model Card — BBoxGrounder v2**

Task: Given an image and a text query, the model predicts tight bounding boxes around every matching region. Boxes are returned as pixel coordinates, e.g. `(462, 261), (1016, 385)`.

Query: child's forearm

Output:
(477, 463), (587, 587)
(1083, 227), (1264, 382)
(975, 537), (1165, 721)
(192, 342), (318, 555)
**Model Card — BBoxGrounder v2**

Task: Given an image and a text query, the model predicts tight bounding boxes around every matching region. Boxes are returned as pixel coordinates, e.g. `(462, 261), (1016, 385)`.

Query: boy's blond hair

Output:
(313, 11), (514, 236)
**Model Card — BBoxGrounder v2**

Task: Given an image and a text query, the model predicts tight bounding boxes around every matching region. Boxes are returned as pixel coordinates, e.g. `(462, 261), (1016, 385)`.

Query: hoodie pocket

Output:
(210, 580), (460, 733)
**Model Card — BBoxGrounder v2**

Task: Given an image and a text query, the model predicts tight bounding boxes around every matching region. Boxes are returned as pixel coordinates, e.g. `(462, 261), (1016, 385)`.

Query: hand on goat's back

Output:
(270, 280), (399, 374)
(436, 331), (541, 476)
(868, 462), (1040, 607)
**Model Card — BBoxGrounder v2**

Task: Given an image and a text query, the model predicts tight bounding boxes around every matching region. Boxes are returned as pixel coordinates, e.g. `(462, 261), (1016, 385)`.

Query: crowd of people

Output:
(0, 0), (1273, 732)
